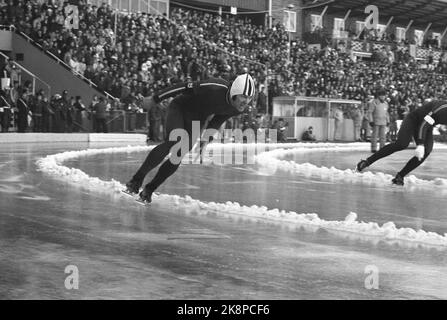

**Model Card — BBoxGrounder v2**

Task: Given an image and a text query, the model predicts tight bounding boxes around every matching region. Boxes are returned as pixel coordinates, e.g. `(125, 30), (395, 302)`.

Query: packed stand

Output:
(0, 59), (113, 133)
(1, 0), (447, 141)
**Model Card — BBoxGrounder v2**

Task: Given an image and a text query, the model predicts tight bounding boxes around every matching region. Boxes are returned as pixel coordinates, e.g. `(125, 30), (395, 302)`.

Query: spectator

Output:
(5, 61), (20, 85)
(17, 91), (30, 132)
(9, 81), (19, 107)
(399, 99), (411, 120)
(302, 126), (316, 141)
(32, 93), (43, 132)
(148, 101), (163, 142)
(73, 96), (87, 132)
(333, 105), (344, 140)
(0, 89), (11, 132)
(65, 96), (75, 133)
(363, 106), (377, 143)
(89, 95), (99, 113)
(52, 94), (64, 133)
(41, 94), (54, 133)
(367, 88), (390, 153)
(256, 85), (267, 114)
(272, 118), (288, 143)
(159, 98), (169, 141)
(388, 108), (399, 142)
(350, 105), (364, 142)
(93, 96), (108, 133)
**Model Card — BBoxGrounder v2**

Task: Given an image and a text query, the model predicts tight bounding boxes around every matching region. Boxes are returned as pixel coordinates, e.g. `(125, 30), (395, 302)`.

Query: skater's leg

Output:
(141, 112), (203, 200)
(140, 134), (194, 201)
(357, 116), (416, 172)
(128, 103), (184, 188)
(398, 130), (433, 178)
(144, 159), (182, 193)
(131, 140), (177, 183)
(366, 116), (415, 165)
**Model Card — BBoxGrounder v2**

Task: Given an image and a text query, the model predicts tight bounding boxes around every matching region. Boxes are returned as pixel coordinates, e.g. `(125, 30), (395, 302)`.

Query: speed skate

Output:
(121, 189), (149, 205)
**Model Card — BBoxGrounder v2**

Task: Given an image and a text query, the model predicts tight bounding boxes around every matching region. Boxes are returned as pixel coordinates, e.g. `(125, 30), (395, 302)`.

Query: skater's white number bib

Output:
(424, 115), (435, 126)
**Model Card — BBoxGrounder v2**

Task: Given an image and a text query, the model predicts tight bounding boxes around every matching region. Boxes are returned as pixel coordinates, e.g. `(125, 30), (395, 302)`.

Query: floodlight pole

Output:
(405, 20), (414, 33)
(422, 22), (432, 39)
(441, 25), (447, 43)
(343, 9), (351, 22)
(379, 16), (394, 39)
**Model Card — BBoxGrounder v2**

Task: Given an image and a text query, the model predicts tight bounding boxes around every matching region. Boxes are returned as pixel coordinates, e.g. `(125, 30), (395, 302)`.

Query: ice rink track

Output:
(1, 141), (447, 299)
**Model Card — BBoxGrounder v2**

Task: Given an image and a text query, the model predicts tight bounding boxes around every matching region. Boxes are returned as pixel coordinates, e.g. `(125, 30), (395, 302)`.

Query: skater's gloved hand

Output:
(415, 145), (425, 161)
(369, 122), (374, 127)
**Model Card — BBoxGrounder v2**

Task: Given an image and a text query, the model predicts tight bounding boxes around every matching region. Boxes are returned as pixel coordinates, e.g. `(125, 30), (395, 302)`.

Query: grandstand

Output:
(0, 0), (447, 138)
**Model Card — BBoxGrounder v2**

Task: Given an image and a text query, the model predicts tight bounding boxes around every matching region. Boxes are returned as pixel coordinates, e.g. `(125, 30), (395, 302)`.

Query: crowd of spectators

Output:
(1, 0), (447, 141)
(0, 59), (110, 133)
(0, 0), (289, 103)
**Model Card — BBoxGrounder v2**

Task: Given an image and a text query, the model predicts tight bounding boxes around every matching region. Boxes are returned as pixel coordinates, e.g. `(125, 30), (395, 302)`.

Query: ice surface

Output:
(3, 141), (447, 299)
(36, 143), (447, 248)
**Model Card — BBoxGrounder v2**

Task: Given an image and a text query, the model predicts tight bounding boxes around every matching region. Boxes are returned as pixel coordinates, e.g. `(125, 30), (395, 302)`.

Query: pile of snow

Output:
(35, 143), (447, 248)
(255, 144), (447, 190)
(36, 145), (153, 192)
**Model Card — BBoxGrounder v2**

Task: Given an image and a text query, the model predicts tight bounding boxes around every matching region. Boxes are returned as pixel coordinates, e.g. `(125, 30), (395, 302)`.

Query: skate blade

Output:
(391, 183), (404, 188)
(122, 189), (156, 205)
(137, 192), (159, 205)
(135, 198), (150, 205)
(121, 189), (146, 204)
(121, 189), (137, 197)
(135, 199), (150, 206)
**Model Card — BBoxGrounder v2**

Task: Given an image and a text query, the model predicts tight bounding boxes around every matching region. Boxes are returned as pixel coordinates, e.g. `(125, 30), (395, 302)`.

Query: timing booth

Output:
(272, 96), (363, 142)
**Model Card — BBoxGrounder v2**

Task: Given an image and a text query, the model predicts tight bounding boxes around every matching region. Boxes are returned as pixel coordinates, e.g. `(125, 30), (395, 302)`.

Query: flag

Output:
(283, 10), (296, 32)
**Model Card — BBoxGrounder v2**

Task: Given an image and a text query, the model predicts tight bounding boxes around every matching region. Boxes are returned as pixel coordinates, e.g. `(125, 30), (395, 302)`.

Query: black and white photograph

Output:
(1, 0), (447, 304)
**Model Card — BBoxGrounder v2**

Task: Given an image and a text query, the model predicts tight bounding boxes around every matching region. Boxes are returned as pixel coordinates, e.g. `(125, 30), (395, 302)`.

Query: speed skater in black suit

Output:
(125, 73), (256, 202)
(357, 100), (447, 185)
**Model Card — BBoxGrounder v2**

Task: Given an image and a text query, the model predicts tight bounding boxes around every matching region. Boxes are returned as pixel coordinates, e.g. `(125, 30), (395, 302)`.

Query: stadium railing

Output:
(14, 30), (119, 103)
(0, 50), (52, 98)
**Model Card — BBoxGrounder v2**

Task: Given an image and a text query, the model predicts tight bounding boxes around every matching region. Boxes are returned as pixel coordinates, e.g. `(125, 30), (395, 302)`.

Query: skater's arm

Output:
(416, 103), (447, 144)
(193, 116), (230, 163)
(416, 118), (433, 145)
(153, 82), (194, 103)
(195, 115), (232, 162)
(153, 78), (229, 103)
(205, 114), (233, 131)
